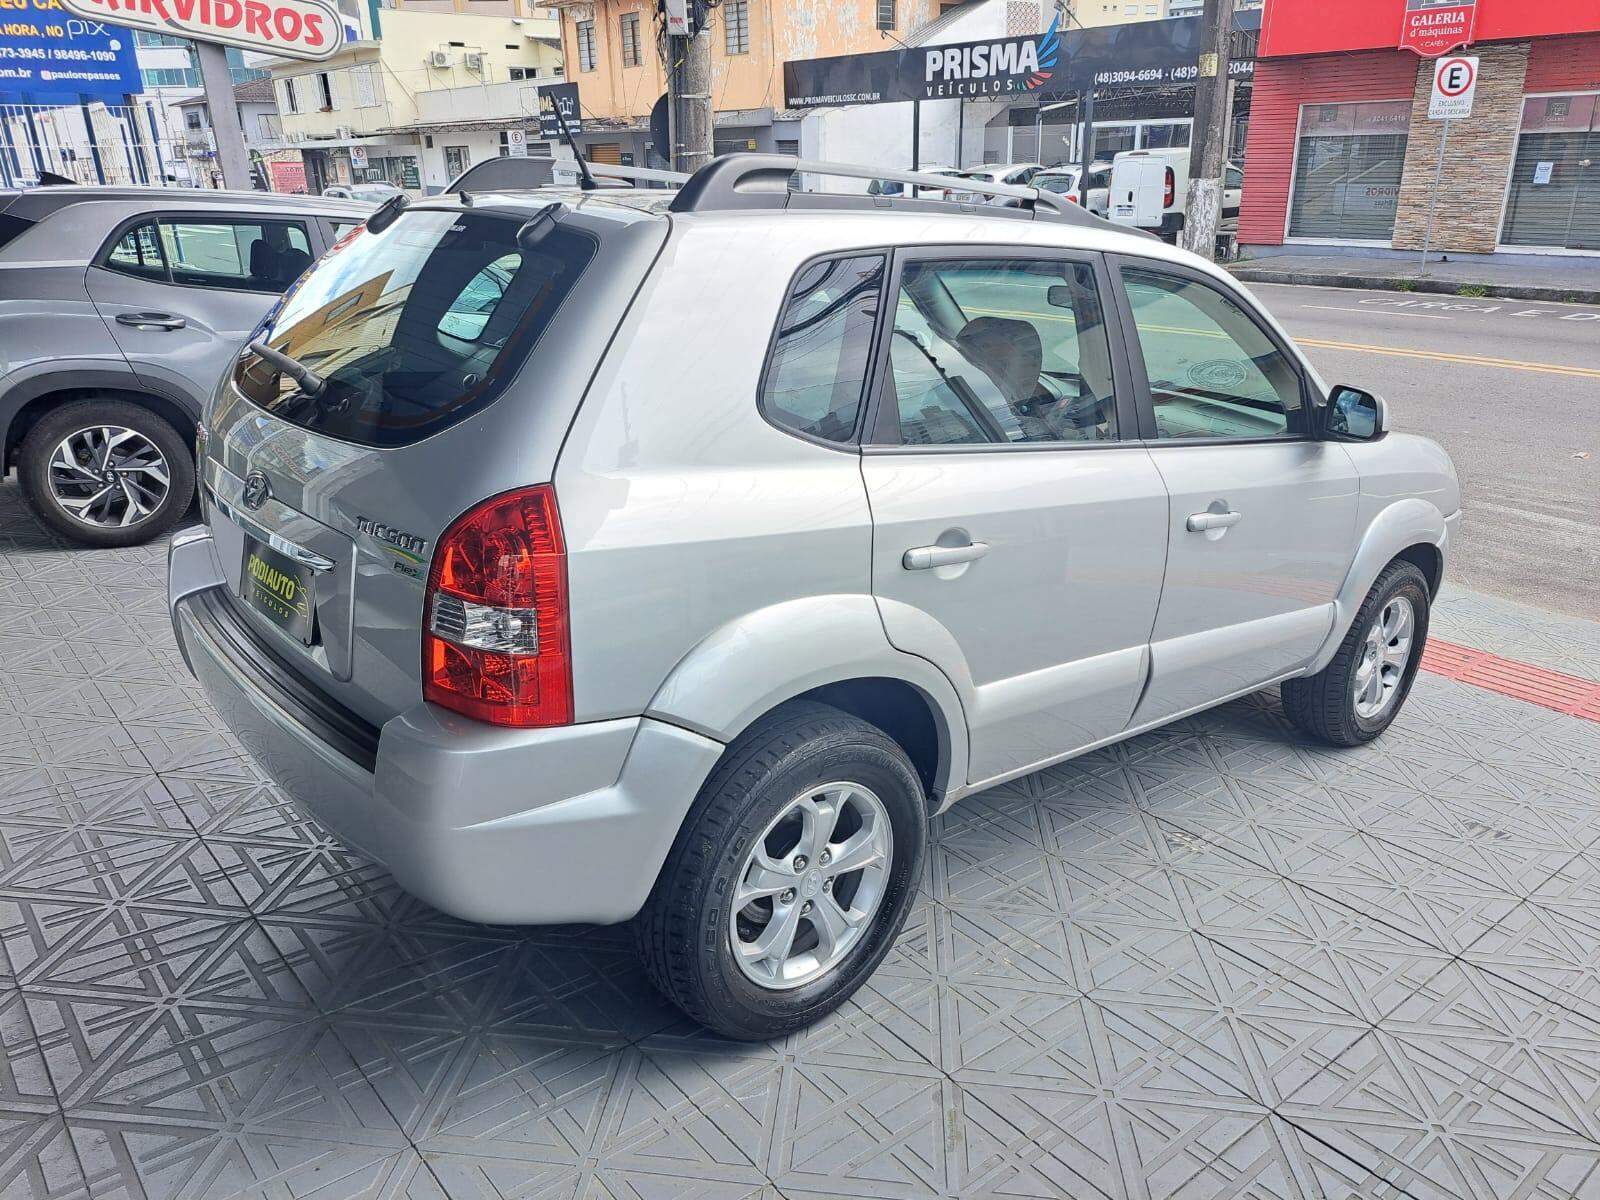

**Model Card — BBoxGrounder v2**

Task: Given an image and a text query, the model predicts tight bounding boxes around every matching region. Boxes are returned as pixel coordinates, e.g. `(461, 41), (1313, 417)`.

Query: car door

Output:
(85, 213), (316, 406)
(861, 248), (1169, 787)
(1109, 256), (1359, 725)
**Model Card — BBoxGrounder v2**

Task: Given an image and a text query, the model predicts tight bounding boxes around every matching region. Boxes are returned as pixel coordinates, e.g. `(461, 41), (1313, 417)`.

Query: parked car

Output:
(0, 183), (372, 546)
(866, 165), (962, 197)
(1108, 147), (1243, 241)
(1032, 161), (1112, 217)
(168, 155), (1460, 1041)
(947, 161), (1044, 203)
(322, 182), (405, 203)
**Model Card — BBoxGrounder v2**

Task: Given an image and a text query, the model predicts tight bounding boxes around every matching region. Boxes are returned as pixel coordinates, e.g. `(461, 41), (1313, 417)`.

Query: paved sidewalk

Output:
(1230, 251), (1600, 305)
(3, 479), (1600, 1199)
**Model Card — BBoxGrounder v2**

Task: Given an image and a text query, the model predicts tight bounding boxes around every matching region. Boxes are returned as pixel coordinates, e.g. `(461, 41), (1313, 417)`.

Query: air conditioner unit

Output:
(429, 49), (451, 69)
(464, 51), (485, 73)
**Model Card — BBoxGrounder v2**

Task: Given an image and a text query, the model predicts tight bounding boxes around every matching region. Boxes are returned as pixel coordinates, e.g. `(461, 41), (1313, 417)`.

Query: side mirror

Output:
(1323, 384), (1387, 442)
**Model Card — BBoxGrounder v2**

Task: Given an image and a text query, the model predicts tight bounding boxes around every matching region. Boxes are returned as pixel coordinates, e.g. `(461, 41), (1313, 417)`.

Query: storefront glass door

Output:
(1502, 94), (1600, 251)
(1288, 101), (1411, 242)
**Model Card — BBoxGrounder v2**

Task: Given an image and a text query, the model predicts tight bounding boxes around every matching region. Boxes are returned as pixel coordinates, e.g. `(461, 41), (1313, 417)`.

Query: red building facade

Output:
(1239, 1), (1600, 255)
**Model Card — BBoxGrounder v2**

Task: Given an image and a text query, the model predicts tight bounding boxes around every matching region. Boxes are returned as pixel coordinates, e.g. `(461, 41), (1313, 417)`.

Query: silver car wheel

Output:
(1353, 595), (1415, 720)
(47, 426), (171, 529)
(730, 782), (894, 991)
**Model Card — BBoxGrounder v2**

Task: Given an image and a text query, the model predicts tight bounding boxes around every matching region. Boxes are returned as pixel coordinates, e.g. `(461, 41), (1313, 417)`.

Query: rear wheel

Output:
(17, 399), (193, 548)
(1282, 560), (1430, 746)
(636, 702), (927, 1041)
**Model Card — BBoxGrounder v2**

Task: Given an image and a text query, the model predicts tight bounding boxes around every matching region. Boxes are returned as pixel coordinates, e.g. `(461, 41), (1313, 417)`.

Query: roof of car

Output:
(2, 185), (372, 223)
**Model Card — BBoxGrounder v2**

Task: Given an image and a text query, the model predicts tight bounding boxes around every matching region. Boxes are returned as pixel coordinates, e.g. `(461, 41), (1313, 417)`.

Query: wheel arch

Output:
(4, 378), (198, 475)
(643, 594), (970, 812)
(1306, 498), (1450, 676)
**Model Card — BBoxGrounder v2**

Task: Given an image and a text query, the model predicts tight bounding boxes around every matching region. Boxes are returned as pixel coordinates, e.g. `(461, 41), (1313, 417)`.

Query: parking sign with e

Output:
(1429, 55), (1478, 120)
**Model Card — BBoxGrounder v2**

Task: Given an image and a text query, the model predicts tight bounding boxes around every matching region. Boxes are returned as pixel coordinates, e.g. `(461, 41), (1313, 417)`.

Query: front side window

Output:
(1120, 267), (1303, 441)
(761, 255), (885, 444)
(105, 219), (312, 292)
(879, 258), (1118, 447)
(235, 210), (595, 448)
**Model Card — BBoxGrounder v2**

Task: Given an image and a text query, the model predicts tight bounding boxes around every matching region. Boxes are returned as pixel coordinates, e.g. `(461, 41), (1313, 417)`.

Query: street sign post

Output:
(1420, 55), (1479, 274)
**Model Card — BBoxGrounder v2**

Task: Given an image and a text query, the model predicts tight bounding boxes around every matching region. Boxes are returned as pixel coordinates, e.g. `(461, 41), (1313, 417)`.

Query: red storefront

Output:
(1239, 0), (1600, 256)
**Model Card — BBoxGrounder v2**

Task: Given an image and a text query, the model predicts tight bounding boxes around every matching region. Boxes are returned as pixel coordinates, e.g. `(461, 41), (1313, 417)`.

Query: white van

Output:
(1108, 148), (1243, 242)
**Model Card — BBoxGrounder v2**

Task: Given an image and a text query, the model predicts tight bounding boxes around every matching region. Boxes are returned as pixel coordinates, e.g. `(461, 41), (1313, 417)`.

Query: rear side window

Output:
(0, 213), (37, 254)
(103, 218), (313, 292)
(760, 254), (886, 444)
(235, 210), (595, 449)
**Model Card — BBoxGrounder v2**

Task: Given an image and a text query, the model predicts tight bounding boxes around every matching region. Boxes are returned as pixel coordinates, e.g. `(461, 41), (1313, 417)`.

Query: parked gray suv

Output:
(167, 157), (1461, 1039)
(0, 184), (371, 546)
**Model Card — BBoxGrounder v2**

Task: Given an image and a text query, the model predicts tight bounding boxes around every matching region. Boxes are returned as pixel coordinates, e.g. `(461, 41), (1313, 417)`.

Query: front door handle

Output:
(1187, 511), (1243, 533)
(117, 312), (187, 331)
(903, 541), (989, 571)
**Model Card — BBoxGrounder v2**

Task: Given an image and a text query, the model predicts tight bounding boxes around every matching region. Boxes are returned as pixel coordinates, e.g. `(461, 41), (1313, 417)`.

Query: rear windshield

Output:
(235, 208), (595, 448)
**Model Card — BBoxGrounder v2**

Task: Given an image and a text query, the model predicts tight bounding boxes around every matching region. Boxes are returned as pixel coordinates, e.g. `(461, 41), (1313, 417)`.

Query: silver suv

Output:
(167, 156), (1461, 1040)
(0, 183), (370, 546)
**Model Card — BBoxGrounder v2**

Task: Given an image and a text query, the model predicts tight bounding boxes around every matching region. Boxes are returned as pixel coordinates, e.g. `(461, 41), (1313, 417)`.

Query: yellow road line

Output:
(1295, 338), (1600, 380)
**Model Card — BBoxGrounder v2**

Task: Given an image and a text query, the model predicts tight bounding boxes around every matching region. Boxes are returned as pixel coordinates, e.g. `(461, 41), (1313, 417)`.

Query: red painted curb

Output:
(1421, 639), (1600, 723)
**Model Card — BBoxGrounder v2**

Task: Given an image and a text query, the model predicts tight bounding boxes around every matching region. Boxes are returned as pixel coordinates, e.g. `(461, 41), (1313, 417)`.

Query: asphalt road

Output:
(1248, 283), (1600, 620)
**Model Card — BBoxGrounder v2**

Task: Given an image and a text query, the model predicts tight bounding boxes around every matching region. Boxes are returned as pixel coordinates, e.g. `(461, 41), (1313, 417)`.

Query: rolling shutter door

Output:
(1502, 95), (1600, 251)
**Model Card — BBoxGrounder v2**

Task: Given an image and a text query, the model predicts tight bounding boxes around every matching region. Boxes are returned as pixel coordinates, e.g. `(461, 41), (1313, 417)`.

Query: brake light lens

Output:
(422, 485), (572, 727)
(1164, 167), (1176, 209)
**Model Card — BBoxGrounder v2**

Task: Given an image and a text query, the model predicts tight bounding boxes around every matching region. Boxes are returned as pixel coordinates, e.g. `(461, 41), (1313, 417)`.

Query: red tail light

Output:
(422, 485), (572, 727)
(1164, 167), (1176, 209)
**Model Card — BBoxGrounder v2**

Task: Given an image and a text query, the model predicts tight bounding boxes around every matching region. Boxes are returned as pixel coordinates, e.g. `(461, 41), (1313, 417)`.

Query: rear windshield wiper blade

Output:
(247, 341), (326, 397)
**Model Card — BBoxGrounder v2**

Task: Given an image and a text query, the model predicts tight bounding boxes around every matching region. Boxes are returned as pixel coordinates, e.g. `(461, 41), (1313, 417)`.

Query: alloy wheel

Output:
(1353, 595), (1415, 720)
(729, 782), (894, 991)
(47, 426), (171, 529)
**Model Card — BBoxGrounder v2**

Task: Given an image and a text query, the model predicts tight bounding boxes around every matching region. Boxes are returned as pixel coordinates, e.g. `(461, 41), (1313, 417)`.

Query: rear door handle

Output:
(117, 312), (186, 331)
(1187, 511), (1243, 533)
(903, 541), (989, 571)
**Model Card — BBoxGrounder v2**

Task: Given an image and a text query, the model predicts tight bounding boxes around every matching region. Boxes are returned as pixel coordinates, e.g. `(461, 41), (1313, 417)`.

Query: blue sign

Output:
(0, 0), (144, 104)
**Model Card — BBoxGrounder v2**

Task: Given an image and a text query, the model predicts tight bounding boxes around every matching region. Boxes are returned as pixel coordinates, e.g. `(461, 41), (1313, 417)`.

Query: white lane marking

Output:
(1298, 304), (1452, 319)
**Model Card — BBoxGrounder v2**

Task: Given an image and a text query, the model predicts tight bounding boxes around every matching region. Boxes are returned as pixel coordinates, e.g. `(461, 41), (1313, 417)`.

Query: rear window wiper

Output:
(247, 341), (326, 397)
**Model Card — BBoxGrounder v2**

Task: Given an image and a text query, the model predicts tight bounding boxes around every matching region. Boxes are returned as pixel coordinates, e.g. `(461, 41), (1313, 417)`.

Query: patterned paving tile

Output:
(4, 481), (1600, 1198)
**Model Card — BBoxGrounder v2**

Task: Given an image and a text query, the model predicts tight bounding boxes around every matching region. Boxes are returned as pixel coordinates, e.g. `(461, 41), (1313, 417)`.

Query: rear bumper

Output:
(168, 527), (725, 925)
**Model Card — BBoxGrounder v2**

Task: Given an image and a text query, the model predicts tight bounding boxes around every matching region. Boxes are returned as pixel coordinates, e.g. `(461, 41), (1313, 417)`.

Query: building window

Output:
(509, 65), (538, 80)
(140, 67), (201, 88)
(135, 31), (187, 47)
(877, 0), (895, 30)
(576, 19), (597, 71)
(1289, 101), (1411, 242)
(282, 77), (299, 114)
(184, 110), (203, 131)
(1502, 94), (1600, 251)
(620, 11), (641, 67)
(724, 0), (750, 55)
(316, 72), (334, 110)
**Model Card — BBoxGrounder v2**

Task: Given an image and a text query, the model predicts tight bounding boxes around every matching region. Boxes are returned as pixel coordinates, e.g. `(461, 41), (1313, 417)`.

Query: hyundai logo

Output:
(242, 472), (271, 511)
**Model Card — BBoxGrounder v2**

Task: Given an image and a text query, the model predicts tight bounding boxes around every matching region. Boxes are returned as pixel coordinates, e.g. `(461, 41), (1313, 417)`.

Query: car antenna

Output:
(547, 95), (598, 192)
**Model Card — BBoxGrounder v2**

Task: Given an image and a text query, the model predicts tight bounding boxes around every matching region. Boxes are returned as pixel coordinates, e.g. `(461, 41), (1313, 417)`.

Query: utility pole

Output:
(195, 41), (253, 190)
(665, 0), (712, 174)
(1181, 0), (1234, 260)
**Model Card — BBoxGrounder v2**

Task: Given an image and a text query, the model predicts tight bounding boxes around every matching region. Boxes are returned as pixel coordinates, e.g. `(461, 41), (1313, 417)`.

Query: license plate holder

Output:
(240, 536), (317, 644)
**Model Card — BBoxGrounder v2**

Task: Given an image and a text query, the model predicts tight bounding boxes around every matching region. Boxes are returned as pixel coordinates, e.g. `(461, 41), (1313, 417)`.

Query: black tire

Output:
(636, 701), (928, 1041)
(1282, 560), (1431, 747)
(17, 398), (194, 549)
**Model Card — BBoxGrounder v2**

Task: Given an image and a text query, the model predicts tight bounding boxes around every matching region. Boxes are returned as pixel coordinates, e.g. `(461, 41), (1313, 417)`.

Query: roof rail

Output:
(444, 157), (687, 196)
(668, 154), (1125, 232)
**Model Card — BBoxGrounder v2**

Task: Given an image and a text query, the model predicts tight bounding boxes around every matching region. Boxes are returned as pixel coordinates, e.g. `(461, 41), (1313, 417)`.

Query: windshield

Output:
(1036, 174), (1077, 193)
(234, 209), (595, 448)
